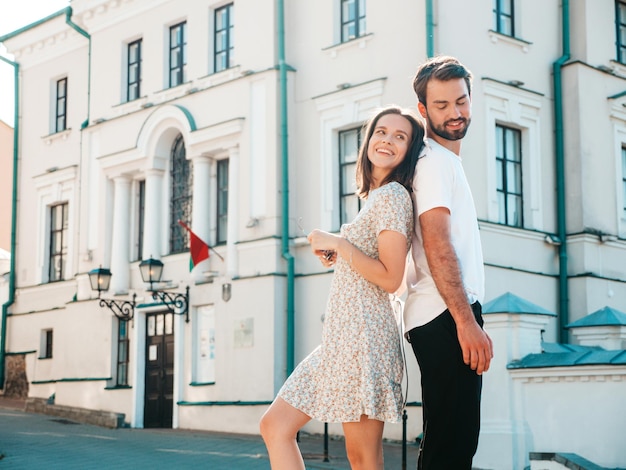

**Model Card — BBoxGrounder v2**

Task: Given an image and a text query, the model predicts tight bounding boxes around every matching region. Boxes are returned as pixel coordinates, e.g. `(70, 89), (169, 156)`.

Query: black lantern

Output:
(88, 267), (112, 294)
(88, 267), (136, 321)
(138, 258), (164, 290)
(139, 258), (189, 322)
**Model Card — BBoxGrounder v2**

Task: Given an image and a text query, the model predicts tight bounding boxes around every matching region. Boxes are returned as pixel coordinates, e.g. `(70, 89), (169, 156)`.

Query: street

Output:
(0, 401), (417, 469)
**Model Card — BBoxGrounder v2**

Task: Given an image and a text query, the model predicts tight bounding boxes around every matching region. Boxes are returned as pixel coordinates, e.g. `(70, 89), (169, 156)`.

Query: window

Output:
(214, 4), (234, 73)
(40, 329), (53, 359)
(622, 147), (626, 213)
(341, 0), (366, 42)
(170, 135), (192, 254)
(493, 0), (514, 36)
(49, 203), (68, 282)
(496, 125), (523, 227)
(127, 39), (142, 101)
(117, 320), (129, 386)
(313, 78), (385, 231)
(216, 159), (229, 244)
(617, 1), (626, 63)
(339, 128), (362, 224)
(55, 78), (67, 132)
(169, 22), (187, 87)
(193, 306), (216, 384)
(484, 80), (542, 229)
(136, 180), (145, 261)
(34, 167), (76, 284)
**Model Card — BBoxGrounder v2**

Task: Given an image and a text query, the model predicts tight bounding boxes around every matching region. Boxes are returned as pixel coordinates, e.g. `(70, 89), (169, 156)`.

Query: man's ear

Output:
(417, 102), (427, 119)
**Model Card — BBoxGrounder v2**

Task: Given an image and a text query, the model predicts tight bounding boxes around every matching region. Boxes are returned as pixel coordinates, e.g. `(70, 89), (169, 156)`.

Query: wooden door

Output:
(144, 312), (174, 428)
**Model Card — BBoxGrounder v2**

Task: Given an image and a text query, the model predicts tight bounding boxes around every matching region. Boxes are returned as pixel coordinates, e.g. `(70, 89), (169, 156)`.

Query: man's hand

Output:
(456, 319), (493, 374)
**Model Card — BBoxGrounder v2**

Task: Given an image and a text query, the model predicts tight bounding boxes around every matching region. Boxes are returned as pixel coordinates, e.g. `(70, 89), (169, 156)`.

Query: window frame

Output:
(127, 39), (142, 101)
(55, 77), (67, 132)
(48, 202), (68, 282)
(169, 21), (187, 88)
(622, 146), (626, 214)
(338, 127), (363, 225)
(116, 320), (130, 386)
(193, 306), (216, 384)
(313, 78), (385, 232)
(216, 159), (229, 245)
(483, 80), (543, 231)
(616, 1), (626, 63)
(214, 3), (234, 73)
(169, 135), (192, 254)
(135, 180), (146, 261)
(40, 329), (53, 359)
(493, 0), (515, 37)
(340, 0), (366, 43)
(495, 124), (524, 227)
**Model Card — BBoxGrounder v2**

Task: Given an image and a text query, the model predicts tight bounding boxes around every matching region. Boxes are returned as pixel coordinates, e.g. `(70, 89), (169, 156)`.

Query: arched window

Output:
(170, 134), (192, 253)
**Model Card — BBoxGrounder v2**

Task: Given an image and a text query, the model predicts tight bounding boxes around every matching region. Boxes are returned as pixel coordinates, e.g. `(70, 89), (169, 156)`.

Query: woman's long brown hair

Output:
(355, 106), (425, 199)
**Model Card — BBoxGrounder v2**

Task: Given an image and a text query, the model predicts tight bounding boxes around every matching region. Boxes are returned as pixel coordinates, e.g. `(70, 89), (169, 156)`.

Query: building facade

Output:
(1, 0), (625, 468)
(0, 119), (12, 252)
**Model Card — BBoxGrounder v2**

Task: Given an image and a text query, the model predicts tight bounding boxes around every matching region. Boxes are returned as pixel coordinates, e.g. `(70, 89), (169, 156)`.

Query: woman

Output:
(260, 106), (425, 470)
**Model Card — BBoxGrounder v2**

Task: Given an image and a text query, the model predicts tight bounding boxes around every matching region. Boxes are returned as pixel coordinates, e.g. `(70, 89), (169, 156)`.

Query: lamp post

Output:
(139, 258), (189, 322)
(88, 267), (136, 321)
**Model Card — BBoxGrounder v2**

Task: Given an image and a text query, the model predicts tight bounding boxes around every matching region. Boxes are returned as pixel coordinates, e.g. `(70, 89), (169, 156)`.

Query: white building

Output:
(0, 120), (13, 252)
(0, 1), (625, 468)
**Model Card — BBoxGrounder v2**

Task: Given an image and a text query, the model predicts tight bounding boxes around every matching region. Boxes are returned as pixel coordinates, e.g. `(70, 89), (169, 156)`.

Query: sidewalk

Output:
(0, 395), (419, 469)
(0, 394), (26, 411)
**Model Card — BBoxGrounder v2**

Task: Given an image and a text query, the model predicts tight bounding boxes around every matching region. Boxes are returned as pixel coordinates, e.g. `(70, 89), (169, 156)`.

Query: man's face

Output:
(420, 77), (472, 142)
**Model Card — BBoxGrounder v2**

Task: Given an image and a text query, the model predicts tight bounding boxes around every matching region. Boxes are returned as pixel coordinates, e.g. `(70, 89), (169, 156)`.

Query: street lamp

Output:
(139, 258), (189, 322)
(88, 267), (136, 321)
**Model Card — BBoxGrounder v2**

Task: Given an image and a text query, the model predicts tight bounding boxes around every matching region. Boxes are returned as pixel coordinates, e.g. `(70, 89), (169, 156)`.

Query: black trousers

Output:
(407, 302), (483, 470)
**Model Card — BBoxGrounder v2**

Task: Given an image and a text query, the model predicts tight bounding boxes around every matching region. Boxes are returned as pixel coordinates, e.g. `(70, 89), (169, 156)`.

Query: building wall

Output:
(0, 120), (12, 253)
(1, 0), (626, 465)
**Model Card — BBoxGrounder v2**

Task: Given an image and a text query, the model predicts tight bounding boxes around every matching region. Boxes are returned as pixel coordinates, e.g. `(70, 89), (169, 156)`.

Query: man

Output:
(404, 55), (493, 470)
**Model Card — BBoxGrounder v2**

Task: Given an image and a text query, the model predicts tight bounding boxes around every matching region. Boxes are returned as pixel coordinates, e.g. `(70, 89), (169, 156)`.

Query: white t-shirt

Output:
(403, 138), (484, 333)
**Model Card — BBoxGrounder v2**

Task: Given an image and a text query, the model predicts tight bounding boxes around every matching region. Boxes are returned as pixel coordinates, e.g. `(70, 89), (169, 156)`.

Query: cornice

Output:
(1, 0), (168, 64)
(72, 0), (170, 34)
(2, 13), (82, 62)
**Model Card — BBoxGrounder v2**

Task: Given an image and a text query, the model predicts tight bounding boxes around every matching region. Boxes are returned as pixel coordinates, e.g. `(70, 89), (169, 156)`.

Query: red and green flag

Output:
(178, 220), (210, 271)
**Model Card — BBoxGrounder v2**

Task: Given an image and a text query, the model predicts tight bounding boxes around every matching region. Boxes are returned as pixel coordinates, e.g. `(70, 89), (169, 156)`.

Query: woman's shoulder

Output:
(377, 181), (411, 200)
(372, 182), (412, 209)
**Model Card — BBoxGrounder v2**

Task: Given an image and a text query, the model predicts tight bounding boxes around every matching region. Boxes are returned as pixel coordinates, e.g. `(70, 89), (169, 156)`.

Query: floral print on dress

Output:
(278, 182), (413, 423)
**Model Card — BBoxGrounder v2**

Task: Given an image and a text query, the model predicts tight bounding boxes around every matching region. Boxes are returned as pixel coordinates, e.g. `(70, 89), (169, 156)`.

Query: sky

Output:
(0, 0), (71, 126)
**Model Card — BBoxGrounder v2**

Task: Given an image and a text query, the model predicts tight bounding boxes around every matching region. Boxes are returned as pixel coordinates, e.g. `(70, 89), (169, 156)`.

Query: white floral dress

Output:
(278, 182), (413, 423)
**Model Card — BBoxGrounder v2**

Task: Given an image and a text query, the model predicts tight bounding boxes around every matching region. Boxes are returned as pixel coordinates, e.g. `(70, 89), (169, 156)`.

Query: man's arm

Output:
(420, 207), (493, 374)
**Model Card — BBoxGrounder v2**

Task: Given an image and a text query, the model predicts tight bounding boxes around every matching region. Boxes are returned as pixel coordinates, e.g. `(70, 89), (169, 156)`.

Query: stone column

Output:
(143, 169), (164, 260)
(226, 146), (239, 277)
(475, 310), (552, 470)
(110, 176), (131, 294)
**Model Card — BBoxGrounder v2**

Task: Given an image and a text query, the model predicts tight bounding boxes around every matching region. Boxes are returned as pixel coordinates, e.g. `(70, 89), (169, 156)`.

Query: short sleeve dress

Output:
(278, 181), (413, 423)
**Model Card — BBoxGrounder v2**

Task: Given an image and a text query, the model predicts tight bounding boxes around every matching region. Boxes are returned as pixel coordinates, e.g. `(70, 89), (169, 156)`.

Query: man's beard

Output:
(427, 114), (471, 141)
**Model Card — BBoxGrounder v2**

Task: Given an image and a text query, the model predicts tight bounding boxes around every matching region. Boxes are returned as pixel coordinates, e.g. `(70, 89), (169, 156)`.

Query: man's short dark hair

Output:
(412, 56), (473, 106)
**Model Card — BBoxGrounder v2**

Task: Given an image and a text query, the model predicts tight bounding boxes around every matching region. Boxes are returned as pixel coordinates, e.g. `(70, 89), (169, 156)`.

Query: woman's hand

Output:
(308, 230), (339, 267)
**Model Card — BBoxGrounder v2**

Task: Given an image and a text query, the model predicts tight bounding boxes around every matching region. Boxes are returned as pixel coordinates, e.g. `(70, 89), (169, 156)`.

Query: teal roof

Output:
(608, 89), (626, 100)
(541, 342), (600, 354)
(483, 292), (555, 316)
(566, 306), (626, 329)
(0, 8), (69, 43)
(531, 451), (626, 470)
(508, 348), (626, 369)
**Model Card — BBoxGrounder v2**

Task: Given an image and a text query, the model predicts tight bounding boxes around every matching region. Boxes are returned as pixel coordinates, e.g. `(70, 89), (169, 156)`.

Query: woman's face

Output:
(367, 113), (413, 181)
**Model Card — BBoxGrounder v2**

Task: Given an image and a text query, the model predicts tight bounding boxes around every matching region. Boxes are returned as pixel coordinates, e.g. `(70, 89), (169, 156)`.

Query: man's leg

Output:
(408, 305), (483, 470)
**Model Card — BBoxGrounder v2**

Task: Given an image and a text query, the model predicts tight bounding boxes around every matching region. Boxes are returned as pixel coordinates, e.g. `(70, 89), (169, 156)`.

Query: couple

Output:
(261, 56), (494, 470)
